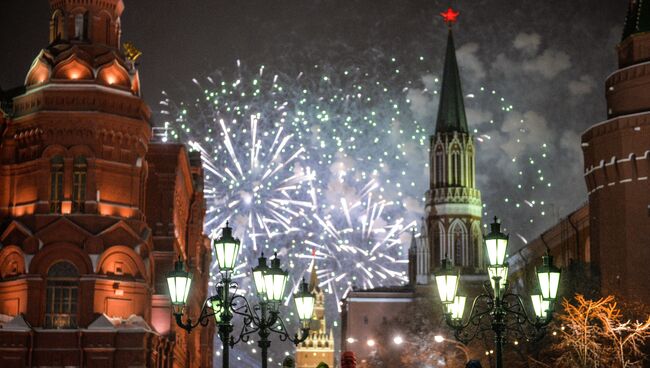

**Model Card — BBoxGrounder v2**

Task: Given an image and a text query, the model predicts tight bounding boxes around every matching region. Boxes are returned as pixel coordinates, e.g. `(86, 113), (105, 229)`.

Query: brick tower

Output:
(0, 1), (213, 366)
(582, 0), (650, 303)
(422, 12), (483, 282)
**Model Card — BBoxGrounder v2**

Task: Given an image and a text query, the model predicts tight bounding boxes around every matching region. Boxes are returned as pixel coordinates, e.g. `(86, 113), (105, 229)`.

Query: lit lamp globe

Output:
(263, 253), (289, 304)
(488, 262), (509, 293)
(536, 254), (561, 301)
(435, 258), (459, 305)
(252, 253), (269, 299)
(166, 258), (192, 312)
(294, 278), (315, 326)
(448, 294), (467, 321)
(213, 223), (241, 272)
(485, 217), (508, 267)
(530, 292), (550, 320)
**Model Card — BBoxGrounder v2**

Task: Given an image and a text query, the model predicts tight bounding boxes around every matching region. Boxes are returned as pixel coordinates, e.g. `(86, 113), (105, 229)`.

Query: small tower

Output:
(424, 8), (483, 276)
(407, 228), (417, 285)
(295, 262), (335, 368)
(415, 219), (430, 284)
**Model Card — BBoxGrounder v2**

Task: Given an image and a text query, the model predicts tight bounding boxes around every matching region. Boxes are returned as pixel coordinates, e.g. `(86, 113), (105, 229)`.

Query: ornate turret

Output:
(423, 8), (483, 278)
(25, 0), (142, 97)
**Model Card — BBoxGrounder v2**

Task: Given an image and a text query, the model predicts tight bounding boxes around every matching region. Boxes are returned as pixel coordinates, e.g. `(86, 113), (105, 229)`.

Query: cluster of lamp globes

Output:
(435, 218), (562, 321)
(165, 224), (316, 328)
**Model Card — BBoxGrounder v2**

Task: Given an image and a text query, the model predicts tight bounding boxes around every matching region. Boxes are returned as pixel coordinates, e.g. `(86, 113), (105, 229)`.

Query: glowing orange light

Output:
(106, 75), (116, 85)
(440, 8), (460, 25)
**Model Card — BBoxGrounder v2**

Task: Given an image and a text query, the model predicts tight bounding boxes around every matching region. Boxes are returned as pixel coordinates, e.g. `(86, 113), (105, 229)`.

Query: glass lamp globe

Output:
(488, 263), (509, 293)
(252, 253), (269, 299)
(166, 258), (192, 308)
(294, 278), (315, 323)
(531, 293), (550, 320)
(263, 253), (289, 303)
(212, 223), (241, 272)
(448, 294), (467, 320)
(485, 217), (509, 267)
(435, 259), (459, 305)
(536, 254), (561, 301)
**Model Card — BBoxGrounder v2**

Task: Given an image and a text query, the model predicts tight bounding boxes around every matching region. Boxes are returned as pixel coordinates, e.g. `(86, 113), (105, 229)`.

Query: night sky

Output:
(0, 1), (629, 365)
(1, 0), (626, 238)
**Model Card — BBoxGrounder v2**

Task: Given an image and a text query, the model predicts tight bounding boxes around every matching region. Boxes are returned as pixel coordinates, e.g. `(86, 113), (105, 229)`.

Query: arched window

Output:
(45, 261), (79, 329)
(451, 148), (462, 186)
(468, 155), (474, 187)
(72, 156), (87, 213)
(51, 11), (65, 41)
(74, 12), (89, 40)
(453, 227), (463, 266)
(50, 156), (64, 213)
(435, 147), (445, 187)
(449, 221), (467, 267)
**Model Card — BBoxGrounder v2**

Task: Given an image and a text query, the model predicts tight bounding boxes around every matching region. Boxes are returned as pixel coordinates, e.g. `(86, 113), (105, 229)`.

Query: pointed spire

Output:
(622, 0), (650, 41)
(309, 257), (319, 293)
(409, 228), (417, 252)
(435, 12), (469, 134)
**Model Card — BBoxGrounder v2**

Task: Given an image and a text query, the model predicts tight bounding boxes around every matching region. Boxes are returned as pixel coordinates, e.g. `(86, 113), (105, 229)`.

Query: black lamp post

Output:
(165, 223), (315, 368)
(435, 217), (562, 368)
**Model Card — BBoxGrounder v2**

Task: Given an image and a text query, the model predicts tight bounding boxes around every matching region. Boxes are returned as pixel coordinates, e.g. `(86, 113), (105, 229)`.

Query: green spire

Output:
(435, 29), (468, 134)
(622, 0), (650, 41)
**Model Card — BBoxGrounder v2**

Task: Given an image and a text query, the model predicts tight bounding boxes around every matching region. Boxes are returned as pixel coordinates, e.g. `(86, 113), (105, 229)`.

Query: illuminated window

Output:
(44, 261), (79, 329)
(50, 156), (64, 213)
(72, 156), (87, 212)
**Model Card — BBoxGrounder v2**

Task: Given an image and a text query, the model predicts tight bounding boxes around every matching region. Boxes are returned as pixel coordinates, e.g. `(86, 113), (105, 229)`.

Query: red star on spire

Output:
(440, 7), (460, 25)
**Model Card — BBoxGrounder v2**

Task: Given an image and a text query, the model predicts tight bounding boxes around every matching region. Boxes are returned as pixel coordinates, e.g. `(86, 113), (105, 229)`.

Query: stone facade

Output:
(0, 1), (213, 367)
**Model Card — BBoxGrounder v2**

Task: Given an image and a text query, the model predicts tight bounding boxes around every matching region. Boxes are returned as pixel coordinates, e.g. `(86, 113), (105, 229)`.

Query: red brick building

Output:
(0, 1), (213, 367)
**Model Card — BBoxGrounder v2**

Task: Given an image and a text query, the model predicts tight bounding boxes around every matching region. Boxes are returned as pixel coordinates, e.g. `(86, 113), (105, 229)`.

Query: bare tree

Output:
(552, 294), (650, 368)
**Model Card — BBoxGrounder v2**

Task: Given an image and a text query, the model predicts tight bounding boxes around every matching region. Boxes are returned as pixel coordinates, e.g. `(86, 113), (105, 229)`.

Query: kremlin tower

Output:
(581, 0), (650, 304)
(0, 1), (213, 366)
(418, 9), (483, 284)
(295, 263), (335, 368)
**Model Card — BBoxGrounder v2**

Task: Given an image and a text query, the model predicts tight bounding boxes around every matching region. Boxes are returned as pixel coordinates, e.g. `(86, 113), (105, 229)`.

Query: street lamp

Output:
(435, 216), (561, 368)
(536, 254), (561, 301)
(294, 279), (316, 323)
(166, 257), (192, 312)
(165, 223), (313, 368)
(212, 223), (241, 271)
(230, 252), (312, 368)
(435, 258), (459, 304)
